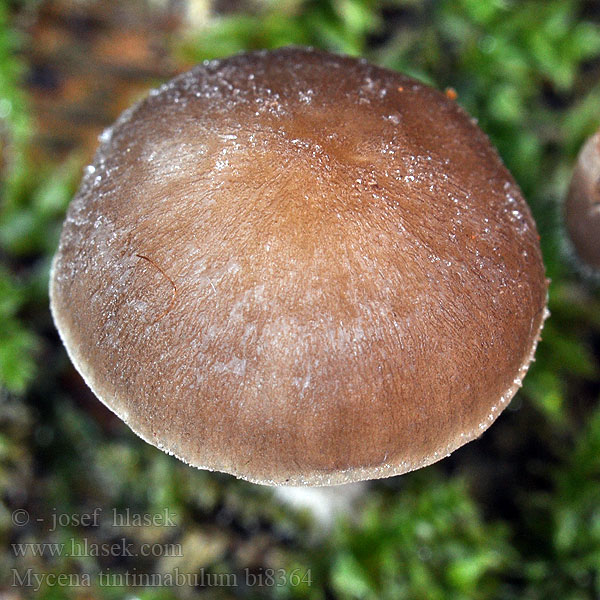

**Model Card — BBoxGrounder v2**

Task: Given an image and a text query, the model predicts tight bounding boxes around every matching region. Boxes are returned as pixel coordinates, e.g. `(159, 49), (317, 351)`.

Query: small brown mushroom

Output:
(50, 47), (548, 486)
(565, 129), (600, 270)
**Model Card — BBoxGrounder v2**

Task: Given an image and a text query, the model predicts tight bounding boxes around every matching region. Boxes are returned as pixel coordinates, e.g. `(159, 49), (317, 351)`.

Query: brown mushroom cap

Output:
(565, 129), (600, 270)
(50, 47), (548, 486)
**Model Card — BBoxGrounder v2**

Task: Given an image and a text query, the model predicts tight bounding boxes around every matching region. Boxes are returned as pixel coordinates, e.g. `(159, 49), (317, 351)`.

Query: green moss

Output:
(1, 1), (600, 598)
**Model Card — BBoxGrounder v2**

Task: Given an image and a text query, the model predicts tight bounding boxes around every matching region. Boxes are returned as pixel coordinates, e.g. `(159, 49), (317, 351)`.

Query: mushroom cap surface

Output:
(50, 47), (548, 486)
(566, 129), (600, 270)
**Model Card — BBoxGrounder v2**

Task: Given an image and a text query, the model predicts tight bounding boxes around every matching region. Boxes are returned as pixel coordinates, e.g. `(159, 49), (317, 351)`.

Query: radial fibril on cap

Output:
(50, 47), (548, 486)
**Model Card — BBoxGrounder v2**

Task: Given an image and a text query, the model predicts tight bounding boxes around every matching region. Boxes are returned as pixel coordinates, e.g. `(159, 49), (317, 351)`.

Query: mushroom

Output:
(565, 129), (600, 270)
(50, 47), (548, 486)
